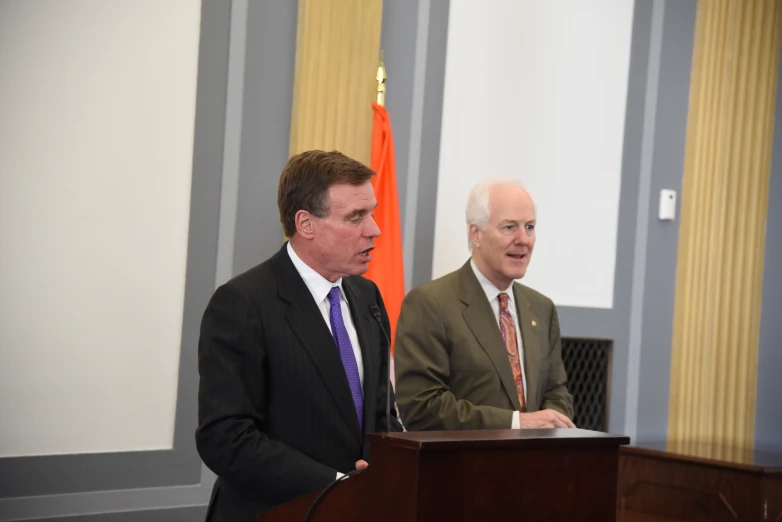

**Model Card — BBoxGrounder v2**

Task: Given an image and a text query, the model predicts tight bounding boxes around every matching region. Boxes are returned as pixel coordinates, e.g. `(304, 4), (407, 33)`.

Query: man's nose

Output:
(514, 228), (532, 245)
(366, 215), (381, 238)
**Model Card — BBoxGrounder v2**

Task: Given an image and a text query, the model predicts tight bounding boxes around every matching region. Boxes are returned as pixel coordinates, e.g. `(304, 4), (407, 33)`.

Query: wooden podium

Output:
(258, 428), (630, 522)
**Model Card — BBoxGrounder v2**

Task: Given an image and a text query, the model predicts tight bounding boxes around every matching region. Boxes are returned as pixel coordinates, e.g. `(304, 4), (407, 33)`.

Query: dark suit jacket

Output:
(196, 244), (402, 522)
(394, 261), (573, 431)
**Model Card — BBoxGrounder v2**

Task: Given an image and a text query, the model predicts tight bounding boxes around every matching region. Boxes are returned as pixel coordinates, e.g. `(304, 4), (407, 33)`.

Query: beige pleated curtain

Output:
(288, 0), (383, 166)
(668, 0), (782, 456)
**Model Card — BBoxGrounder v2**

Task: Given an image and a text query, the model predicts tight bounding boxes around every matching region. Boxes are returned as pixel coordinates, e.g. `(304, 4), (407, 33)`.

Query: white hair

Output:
(465, 177), (529, 251)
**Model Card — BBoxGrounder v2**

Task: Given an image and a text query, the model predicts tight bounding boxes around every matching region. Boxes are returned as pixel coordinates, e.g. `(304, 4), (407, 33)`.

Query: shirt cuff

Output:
(511, 411), (520, 429)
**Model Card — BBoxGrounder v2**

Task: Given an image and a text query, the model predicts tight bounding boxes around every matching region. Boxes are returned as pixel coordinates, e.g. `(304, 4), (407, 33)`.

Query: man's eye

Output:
(526, 224), (535, 231)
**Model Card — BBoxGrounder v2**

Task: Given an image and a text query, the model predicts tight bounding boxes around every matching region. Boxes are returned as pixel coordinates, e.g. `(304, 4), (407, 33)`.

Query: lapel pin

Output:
(531, 320), (537, 327)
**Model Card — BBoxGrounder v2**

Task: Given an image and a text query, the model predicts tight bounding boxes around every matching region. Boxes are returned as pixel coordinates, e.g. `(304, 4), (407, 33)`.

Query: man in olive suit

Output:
(394, 178), (574, 431)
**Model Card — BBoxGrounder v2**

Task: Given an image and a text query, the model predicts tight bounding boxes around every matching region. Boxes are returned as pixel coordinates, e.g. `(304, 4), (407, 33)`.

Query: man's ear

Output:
(295, 210), (315, 239)
(469, 224), (482, 249)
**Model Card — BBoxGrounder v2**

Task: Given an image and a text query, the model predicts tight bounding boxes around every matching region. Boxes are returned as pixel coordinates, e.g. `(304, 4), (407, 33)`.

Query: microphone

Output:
(369, 304), (392, 434)
(302, 468), (365, 522)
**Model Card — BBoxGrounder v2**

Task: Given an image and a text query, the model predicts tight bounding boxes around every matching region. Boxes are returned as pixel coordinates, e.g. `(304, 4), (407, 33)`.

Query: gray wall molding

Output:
(401, 0), (431, 292)
(215, 0), (249, 287)
(624, 0), (665, 443)
(231, 0), (297, 275)
(381, 0), (450, 291)
(411, 0), (450, 289)
(7, 506), (206, 522)
(635, 0), (697, 443)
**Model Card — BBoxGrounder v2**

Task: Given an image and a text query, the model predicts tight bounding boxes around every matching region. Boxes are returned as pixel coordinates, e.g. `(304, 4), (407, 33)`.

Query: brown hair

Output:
(277, 150), (375, 237)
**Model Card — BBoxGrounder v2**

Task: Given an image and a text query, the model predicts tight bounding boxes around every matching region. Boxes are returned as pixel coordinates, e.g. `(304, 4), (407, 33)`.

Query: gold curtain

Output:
(668, 0), (782, 457)
(289, 0), (384, 165)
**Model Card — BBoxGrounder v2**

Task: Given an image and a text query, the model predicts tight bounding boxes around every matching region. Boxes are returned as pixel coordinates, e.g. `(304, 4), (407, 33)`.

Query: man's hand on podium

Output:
(336, 460), (369, 481)
(518, 409), (576, 429)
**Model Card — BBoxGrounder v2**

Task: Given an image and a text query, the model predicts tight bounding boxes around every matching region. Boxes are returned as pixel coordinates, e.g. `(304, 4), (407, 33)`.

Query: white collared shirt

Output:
(287, 243), (364, 387)
(470, 259), (527, 429)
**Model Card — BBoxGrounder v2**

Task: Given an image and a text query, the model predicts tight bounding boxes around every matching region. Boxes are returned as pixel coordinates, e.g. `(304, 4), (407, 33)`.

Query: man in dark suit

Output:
(196, 150), (402, 521)
(394, 178), (575, 431)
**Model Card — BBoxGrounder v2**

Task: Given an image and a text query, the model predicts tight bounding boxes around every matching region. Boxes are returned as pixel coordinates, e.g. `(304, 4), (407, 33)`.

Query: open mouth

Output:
(507, 253), (528, 261)
(359, 247), (375, 259)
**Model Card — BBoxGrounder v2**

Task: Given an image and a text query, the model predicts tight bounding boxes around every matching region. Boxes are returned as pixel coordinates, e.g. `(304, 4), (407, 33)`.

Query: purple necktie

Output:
(327, 287), (364, 430)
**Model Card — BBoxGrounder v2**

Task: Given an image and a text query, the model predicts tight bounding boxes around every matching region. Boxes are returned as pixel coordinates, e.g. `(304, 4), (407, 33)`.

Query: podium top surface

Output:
(367, 428), (630, 451)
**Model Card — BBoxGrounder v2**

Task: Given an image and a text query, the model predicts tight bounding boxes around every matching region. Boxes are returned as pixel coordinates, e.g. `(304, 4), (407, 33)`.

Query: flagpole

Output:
(376, 50), (386, 106)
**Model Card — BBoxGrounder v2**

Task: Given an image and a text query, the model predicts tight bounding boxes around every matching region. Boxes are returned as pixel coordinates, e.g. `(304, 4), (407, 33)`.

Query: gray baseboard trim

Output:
(8, 505), (207, 522)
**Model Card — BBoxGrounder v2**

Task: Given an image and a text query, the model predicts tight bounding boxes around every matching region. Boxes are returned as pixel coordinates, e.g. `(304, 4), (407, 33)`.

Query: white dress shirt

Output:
(287, 243), (364, 386)
(287, 243), (364, 480)
(470, 259), (527, 429)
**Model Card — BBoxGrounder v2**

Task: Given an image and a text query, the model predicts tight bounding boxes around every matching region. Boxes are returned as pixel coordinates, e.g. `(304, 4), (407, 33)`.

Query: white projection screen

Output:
(433, 0), (635, 309)
(0, 1), (201, 457)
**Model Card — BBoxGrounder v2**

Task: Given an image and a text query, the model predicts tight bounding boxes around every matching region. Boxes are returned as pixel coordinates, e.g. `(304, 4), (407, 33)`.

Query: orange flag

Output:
(366, 101), (405, 354)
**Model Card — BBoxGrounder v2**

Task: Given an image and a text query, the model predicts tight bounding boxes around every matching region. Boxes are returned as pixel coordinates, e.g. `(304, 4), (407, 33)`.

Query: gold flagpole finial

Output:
(376, 49), (386, 106)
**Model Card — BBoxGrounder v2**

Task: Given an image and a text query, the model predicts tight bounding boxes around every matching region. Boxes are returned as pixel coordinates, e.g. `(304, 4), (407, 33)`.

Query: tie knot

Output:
(498, 292), (510, 310)
(327, 286), (341, 306)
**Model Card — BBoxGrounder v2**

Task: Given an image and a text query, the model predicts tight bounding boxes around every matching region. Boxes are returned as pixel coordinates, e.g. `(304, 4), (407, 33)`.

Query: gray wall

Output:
(3, 0), (777, 520)
(0, 0), (231, 518)
(554, 0), (695, 441)
(392, 0), (698, 441)
(561, 0), (695, 441)
(0, 1), (449, 520)
(0, 0), (296, 520)
(755, 47), (782, 453)
(606, 0), (780, 447)
(619, 0), (782, 449)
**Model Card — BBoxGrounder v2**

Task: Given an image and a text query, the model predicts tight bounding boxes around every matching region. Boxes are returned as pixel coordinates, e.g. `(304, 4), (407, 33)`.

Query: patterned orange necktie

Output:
(498, 292), (526, 412)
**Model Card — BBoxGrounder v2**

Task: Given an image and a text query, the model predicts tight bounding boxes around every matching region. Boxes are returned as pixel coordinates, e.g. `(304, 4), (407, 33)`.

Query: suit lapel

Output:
(513, 284), (542, 412)
(343, 277), (377, 432)
(458, 263), (521, 410)
(273, 247), (363, 444)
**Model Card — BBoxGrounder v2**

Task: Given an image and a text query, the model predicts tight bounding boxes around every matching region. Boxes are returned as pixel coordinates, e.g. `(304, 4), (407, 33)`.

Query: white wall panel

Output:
(0, 0), (201, 456)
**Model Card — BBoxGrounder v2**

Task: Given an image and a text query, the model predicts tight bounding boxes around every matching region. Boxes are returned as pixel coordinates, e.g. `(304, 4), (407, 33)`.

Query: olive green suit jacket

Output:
(394, 261), (574, 431)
